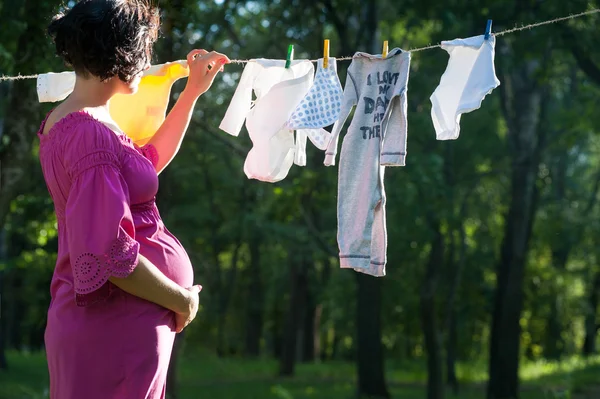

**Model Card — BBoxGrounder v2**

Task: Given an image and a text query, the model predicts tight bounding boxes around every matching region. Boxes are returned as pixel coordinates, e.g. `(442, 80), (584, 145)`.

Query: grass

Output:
(1, 349), (600, 399)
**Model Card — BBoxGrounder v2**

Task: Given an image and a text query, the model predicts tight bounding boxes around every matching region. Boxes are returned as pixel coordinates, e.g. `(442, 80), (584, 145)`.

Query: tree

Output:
(319, 0), (392, 396)
(487, 35), (548, 399)
(0, 0), (63, 371)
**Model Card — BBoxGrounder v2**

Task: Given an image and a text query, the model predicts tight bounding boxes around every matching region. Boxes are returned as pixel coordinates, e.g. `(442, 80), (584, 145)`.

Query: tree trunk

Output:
(279, 251), (308, 376)
(442, 138), (465, 395)
(216, 312), (227, 357)
(583, 271), (600, 356)
(313, 0), (387, 390)
(487, 44), (545, 399)
(543, 146), (571, 360)
(313, 303), (323, 362)
(421, 221), (445, 399)
(0, 0), (59, 367)
(545, 246), (569, 360)
(244, 232), (263, 357)
(0, 102), (5, 370)
(0, 2), (52, 227)
(301, 292), (316, 362)
(445, 218), (467, 394)
(356, 273), (389, 398)
(294, 260), (309, 364)
(445, 310), (458, 395)
(354, 0), (389, 396)
(0, 228), (7, 370)
(330, 328), (340, 361)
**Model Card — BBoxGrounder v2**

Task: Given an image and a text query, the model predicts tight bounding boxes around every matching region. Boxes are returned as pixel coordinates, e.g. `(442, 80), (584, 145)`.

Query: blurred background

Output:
(1, 0), (599, 398)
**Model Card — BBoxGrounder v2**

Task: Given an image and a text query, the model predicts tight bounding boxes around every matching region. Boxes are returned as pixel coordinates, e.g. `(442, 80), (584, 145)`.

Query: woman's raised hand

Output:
(184, 49), (230, 98)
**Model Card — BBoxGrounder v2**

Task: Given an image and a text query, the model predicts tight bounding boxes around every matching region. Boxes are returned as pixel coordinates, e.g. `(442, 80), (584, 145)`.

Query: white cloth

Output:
(37, 71), (76, 103)
(36, 61), (189, 103)
(287, 58), (342, 167)
(292, 128), (331, 166)
(430, 35), (500, 140)
(219, 59), (315, 182)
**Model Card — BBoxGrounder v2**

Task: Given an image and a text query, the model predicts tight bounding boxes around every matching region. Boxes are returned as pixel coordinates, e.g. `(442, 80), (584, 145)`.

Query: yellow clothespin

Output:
(323, 39), (330, 69)
(382, 40), (389, 58)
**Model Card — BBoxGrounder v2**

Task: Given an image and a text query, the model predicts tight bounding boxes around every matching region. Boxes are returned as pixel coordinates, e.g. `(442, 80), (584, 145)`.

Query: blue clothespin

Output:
(484, 19), (493, 40)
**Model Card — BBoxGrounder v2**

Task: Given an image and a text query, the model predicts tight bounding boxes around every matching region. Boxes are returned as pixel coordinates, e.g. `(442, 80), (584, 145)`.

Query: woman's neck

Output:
(67, 74), (118, 109)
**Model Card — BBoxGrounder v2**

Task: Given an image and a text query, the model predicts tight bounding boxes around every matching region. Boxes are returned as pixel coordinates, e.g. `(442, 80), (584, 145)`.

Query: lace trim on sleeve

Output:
(73, 229), (139, 306)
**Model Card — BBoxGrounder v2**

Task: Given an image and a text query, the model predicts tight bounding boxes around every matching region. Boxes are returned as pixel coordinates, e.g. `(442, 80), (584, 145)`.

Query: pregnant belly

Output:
(136, 224), (194, 288)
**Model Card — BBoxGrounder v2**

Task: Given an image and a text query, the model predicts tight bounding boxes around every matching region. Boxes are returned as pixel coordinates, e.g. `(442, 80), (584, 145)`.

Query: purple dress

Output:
(37, 111), (194, 399)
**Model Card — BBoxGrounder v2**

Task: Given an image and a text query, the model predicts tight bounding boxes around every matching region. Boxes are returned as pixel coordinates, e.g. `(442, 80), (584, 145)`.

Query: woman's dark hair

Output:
(48, 0), (160, 83)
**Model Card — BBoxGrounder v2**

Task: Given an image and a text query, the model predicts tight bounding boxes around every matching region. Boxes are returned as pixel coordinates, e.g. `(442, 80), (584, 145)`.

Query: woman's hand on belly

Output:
(175, 284), (202, 333)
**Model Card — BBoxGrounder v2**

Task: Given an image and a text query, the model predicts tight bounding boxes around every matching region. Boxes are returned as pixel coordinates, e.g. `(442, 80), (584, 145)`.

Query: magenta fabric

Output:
(37, 111), (194, 399)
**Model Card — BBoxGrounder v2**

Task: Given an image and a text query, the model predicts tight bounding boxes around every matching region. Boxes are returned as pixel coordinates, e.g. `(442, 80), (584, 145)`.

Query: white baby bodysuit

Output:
(430, 35), (500, 140)
(219, 59), (314, 182)
(287, 58), (343, 167)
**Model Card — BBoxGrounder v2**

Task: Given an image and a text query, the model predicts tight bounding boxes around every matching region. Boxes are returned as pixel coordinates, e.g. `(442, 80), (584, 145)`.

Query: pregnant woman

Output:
(37, 1), (229, 397)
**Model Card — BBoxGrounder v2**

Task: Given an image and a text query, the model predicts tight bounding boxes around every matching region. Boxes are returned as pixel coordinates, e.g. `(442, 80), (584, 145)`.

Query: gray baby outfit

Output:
(324, 48), (411, 276)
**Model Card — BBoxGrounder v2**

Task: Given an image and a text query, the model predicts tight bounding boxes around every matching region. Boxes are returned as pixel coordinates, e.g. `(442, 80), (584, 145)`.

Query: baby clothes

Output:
(288, 58), (343, 129)
(430, 35), (500, 140)
(37, 61), (189, 145)
(325, 48), (411, 277)
(288, 58), (343, 167)
(293, 128), (331, 166)
(219, 59), (315, 182)
(37, 71), (76, 103)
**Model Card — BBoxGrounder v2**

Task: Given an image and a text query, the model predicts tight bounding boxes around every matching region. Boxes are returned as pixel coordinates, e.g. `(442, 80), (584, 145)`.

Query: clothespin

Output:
(382, 40), (389, 58)
(323, 39), (330, 69)
(285, 44), (294, 68)
(484, 19), (493, 40)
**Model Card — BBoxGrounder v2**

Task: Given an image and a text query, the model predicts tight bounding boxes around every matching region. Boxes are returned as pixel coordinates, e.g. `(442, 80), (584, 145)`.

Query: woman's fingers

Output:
(187, 51), (229, 78)
(189, 285), (202, 294)
(184, 50), (230, 96)
(195, 51), (229, 68)
(175, 313), (185, 333)
(204, 51), (230, 64)
(187, 49), (208, 63)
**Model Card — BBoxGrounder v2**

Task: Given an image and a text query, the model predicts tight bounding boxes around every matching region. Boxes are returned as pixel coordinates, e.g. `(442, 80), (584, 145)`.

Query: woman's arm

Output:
(109, 253), (200, 333)
(148, 49), (229, 173)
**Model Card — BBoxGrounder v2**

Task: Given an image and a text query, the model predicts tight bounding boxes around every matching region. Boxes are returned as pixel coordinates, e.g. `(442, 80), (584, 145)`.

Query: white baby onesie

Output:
(36, 61), (189, 102)
(288, 58), (343, 167)
(430, 35), (500, 140)
(219, 59), (314, 182)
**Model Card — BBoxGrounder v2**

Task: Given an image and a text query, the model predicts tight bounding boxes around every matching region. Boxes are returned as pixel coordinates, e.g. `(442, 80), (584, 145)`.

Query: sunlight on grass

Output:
(520, 355), (600, 381)
(450, 355), (600, 386)
(2, 351), (600, 399)
(456, 362), (488, 382)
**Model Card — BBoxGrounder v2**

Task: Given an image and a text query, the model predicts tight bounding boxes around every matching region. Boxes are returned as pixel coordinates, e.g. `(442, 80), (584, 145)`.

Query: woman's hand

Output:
(183, 49), (230, 98)
(175, 285), (202, 333)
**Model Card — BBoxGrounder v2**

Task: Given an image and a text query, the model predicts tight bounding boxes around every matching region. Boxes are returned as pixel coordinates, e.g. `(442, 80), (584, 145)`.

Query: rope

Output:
(0, 73), (40, 81)
(1, 8), (598, 80)
(495, 8), (599, 36)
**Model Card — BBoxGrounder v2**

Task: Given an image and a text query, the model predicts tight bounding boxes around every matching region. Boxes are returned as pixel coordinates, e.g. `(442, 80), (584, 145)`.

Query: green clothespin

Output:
(285, 44), (294, 68)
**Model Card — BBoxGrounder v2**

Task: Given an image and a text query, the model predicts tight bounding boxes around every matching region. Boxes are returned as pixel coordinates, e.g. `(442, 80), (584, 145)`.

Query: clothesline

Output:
(0, 8), (598, 80)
